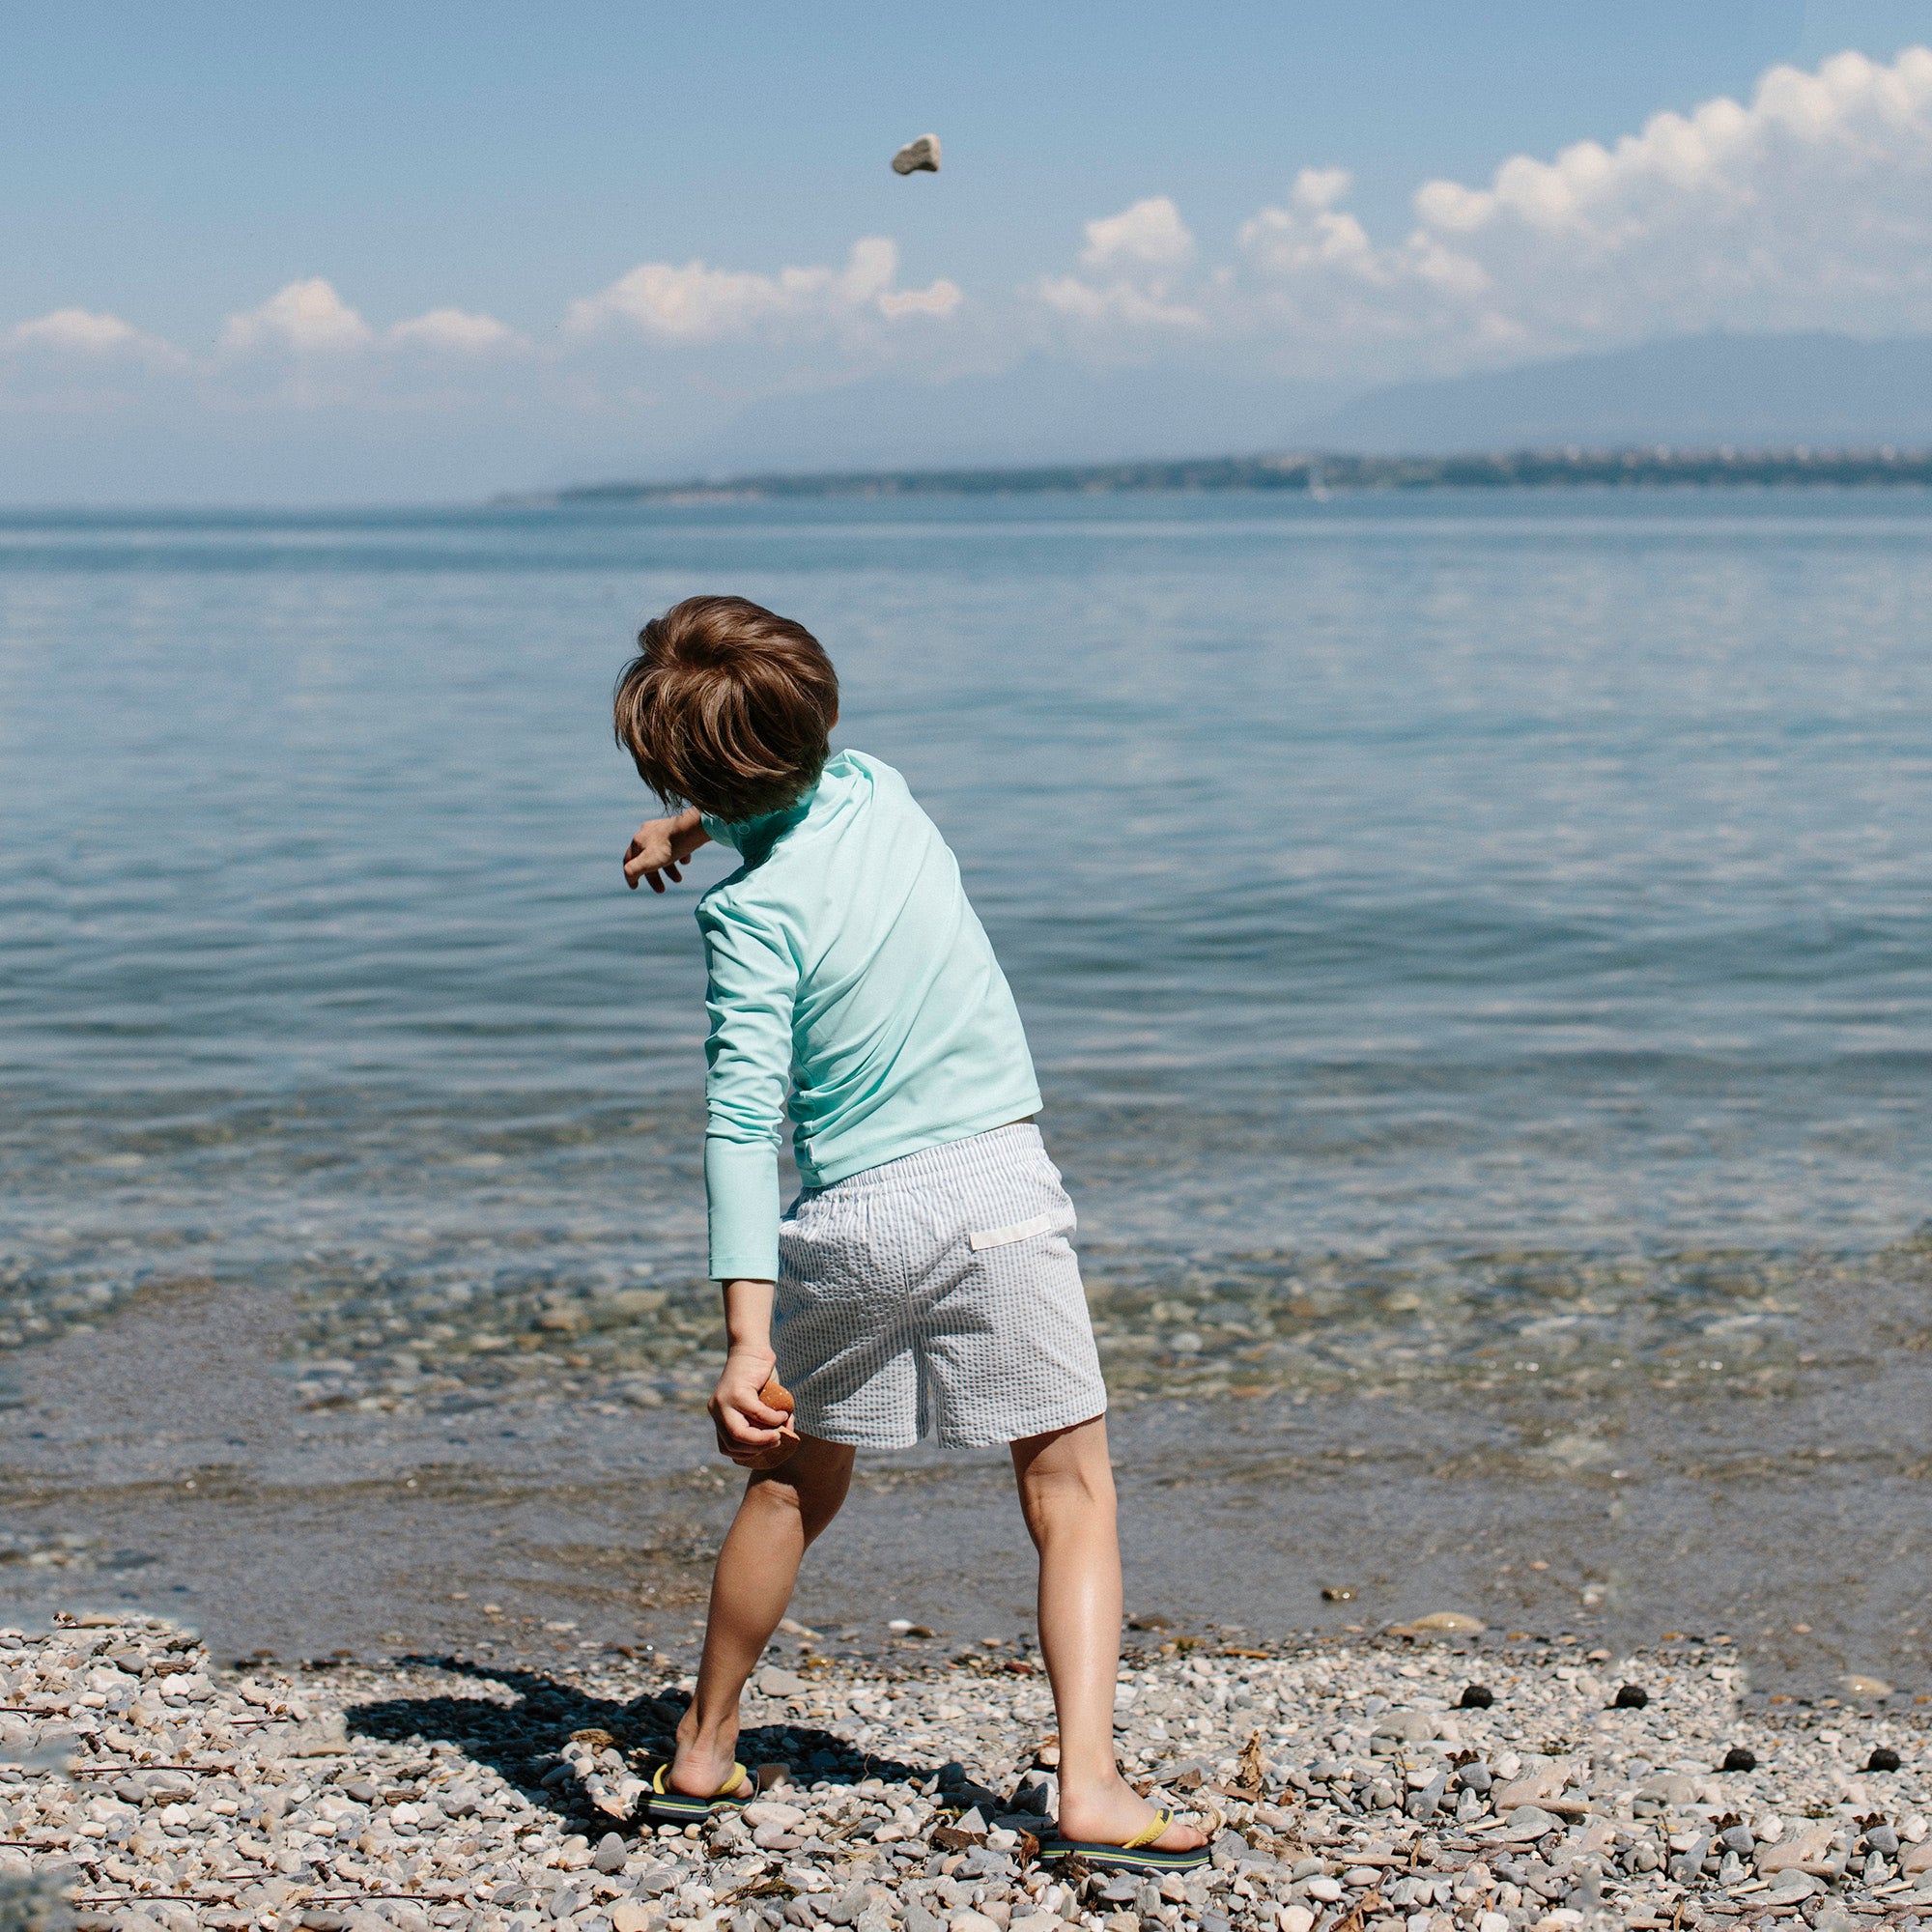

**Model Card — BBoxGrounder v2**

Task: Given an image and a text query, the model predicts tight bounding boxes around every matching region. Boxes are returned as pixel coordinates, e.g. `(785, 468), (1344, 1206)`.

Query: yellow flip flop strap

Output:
(1122, 1807), (1173, 1852)
(653, 1762), (749, 1800)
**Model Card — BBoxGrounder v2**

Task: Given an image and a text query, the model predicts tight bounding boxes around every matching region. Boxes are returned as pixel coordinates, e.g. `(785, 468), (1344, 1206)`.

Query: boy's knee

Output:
(1018, 1455), (1116, 1520)
(1035, 1463), (1116, 1505)
(747, 1445), (851, 1534)
(746, 1469), (809, 1518)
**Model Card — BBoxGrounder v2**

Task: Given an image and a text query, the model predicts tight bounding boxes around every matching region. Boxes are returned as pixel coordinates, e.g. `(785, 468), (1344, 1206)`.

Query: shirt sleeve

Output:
(696, 895), (797, 1282)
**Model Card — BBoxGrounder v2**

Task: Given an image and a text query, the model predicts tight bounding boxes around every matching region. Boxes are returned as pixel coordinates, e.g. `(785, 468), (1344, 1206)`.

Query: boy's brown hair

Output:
(613, 596), (839, 822)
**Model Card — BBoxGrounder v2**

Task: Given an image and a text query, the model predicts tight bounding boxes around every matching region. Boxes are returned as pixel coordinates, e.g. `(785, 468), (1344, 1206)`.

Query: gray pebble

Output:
(1371, 1711), (1437, 1742)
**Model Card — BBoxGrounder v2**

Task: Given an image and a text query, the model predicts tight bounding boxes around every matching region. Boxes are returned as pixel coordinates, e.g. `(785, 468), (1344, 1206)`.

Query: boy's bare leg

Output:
(1011, 1417), (1207, 1851)
(670, 1435), (855, 1796)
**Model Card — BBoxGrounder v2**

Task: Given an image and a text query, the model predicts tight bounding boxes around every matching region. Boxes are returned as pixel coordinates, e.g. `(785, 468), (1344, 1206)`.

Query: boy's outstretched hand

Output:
(624, 808), (710, 893)
(709, 1342), (798, 1469)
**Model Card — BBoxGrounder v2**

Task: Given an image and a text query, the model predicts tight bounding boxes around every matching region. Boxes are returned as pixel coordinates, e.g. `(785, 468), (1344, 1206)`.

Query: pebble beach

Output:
(7, 1611), (1929, 1932)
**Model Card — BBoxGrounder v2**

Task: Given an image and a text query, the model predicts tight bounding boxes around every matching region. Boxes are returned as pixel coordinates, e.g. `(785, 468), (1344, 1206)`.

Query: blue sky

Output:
(5, 1), (1932, 501)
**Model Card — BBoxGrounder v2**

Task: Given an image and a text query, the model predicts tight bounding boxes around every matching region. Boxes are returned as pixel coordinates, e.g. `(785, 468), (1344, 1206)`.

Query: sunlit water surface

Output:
(4, 492), (1930, 1418)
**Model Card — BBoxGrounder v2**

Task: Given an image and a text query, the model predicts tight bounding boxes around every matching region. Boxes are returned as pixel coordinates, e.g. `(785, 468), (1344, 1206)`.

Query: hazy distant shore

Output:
(510, 447), (1932, 507)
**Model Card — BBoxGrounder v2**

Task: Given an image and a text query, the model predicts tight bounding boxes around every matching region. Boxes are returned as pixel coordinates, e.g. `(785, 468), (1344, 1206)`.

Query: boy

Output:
(615, 596), (1206, 1871)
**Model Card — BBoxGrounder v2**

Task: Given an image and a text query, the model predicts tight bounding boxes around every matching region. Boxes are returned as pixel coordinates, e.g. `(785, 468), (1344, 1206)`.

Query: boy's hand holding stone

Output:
(709, 1340), (798, 1469)
(624, 807), (710, 893)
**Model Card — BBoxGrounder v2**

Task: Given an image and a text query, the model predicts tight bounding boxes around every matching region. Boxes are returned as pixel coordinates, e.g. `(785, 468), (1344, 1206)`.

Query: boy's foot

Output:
(640, 1760), (752, 1825)
(668, 1713), (742, 1798)
(1054, 1774), (1208, 1855)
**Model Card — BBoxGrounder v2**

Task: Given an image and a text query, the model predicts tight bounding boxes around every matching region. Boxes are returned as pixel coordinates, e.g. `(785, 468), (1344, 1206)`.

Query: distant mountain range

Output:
(534, 331), (1932, 497)
(1297, 332), (1932, 453)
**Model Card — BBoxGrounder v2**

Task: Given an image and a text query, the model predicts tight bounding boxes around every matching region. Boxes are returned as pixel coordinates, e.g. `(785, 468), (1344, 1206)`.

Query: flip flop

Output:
(640, 1761), (752, 1822)
(1037, 1807), (1209, 1873)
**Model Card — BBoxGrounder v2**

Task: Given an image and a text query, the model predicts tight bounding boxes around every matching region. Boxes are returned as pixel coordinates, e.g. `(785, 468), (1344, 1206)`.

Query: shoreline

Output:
(5, 1614), (1929, 1932)
(4, 1260), (1931, 1703)
(521, 448), (1932, 506)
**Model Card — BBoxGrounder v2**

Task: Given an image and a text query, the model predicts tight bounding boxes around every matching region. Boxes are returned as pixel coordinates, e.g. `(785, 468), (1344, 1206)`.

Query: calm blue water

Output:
(4, 492), (1930, 1406)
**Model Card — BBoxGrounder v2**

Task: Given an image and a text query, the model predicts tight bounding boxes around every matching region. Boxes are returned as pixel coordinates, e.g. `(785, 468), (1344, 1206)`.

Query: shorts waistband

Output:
(803, 1122), (1042, 1199)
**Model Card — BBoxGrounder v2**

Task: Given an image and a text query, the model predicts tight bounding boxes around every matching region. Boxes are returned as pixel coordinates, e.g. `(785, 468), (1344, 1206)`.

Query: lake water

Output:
(5, 492), (1932, 1426)
(8, 489), (1932, 1677)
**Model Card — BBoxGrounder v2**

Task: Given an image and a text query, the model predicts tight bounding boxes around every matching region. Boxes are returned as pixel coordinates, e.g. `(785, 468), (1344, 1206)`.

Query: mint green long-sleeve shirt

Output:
(696, 750), (1042, 1281)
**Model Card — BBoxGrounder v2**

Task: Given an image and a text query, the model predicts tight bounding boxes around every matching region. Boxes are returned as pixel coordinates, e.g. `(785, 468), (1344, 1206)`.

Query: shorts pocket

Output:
(967, 1209), (1061, 1252)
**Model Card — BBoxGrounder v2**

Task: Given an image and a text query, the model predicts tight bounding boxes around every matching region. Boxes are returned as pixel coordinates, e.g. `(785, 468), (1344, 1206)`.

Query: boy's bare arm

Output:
(709, 1277), (795, 1467)
(624, 807), (710, 893)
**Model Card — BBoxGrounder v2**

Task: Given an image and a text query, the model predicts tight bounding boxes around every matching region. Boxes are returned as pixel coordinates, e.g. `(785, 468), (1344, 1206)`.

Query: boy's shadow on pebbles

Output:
(346, 1660), (930, 1826)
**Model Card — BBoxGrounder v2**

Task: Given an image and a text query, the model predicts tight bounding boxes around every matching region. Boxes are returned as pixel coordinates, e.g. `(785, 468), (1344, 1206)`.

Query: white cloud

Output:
(387, 307), (524, 353)
(221, 278), (374, 354)
(1291, 168), (1352, 214)
(878, 279), (963, 320)
(1237, 168), (1381, 278)
(566, 236), (960, 342)
(1079, 196), (1194, 271)
(11, 308), (147, 353)
(2, 233), (962, 428)
(1359, 43), (1932, 355)
(1036, 274), (1207, 330)
(1038, 195), (1207, 334)
(1044, 46), (1932, 371)
(0, 306), (187, 414)
(217, 285), (521, 359)
(0, 310), (188, 408)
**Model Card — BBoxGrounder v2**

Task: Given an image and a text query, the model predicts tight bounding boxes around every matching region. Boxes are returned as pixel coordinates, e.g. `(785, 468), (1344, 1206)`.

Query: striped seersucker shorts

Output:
(774, 1122), (1109, 1450)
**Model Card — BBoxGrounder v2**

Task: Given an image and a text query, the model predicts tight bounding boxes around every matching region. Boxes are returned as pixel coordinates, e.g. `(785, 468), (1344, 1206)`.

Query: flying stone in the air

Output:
(892, 133), (941, 175)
